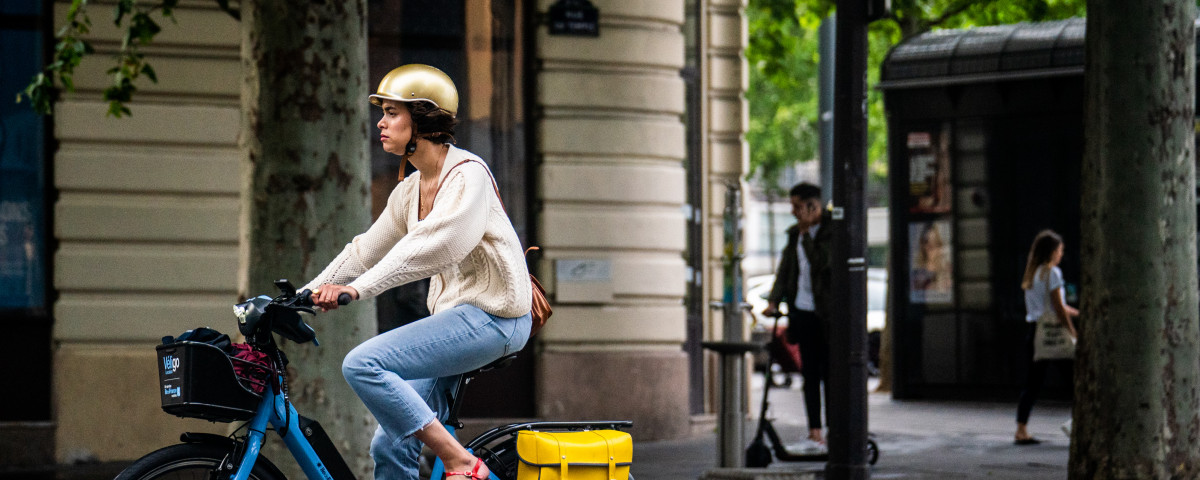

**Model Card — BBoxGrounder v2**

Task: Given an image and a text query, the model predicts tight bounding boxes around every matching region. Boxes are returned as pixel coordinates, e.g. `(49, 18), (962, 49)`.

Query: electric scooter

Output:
(745, 313), (879, 467)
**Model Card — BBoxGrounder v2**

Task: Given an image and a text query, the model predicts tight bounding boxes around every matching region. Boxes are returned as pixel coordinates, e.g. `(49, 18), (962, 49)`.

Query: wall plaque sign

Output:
(549, 0), (599, 37)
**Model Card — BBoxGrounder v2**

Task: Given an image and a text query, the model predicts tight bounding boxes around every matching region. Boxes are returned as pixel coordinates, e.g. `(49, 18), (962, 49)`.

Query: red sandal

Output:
(446, 457), (487, 479)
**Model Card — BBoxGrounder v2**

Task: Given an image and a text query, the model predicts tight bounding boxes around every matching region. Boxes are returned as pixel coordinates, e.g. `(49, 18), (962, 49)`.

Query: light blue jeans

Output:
(341, 304), (532, 480)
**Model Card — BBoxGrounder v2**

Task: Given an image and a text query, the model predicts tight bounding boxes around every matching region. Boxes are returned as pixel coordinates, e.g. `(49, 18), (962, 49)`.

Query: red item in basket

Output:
(229, 343), (271, 394)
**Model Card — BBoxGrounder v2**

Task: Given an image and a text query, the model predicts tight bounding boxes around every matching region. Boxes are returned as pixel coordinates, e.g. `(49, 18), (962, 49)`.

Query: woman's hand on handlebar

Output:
(762, 302), (782, 318)
(312, 284), (358, 310)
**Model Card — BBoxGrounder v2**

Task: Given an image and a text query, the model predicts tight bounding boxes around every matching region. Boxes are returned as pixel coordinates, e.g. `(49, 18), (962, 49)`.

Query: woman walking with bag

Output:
(305, 64), (532, 480)
(1014, 229), (1079, 445)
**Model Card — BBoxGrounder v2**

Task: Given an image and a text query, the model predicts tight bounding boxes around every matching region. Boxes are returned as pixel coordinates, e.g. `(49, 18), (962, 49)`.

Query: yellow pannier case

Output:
(516, 430), (633, 480)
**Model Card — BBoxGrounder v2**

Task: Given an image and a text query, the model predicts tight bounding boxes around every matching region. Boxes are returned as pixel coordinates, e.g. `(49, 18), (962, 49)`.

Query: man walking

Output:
(763, 183), (832, 448)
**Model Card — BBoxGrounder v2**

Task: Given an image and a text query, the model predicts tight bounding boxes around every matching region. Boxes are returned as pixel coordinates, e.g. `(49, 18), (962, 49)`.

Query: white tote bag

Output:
(1032, 311), (1075, 361)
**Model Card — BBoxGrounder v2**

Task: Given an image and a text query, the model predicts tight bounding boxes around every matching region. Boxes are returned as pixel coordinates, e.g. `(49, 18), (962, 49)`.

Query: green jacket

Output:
(767, 212), (834, 322)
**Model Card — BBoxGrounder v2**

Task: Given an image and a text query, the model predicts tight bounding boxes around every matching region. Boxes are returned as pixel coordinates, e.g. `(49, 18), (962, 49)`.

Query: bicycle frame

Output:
(207, 360), (633, 480)
(230, 379), (350, 480)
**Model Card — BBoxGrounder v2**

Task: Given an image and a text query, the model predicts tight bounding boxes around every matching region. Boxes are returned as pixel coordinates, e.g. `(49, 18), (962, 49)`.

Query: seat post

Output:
(444, 374), (473, 430)
(442, 353), (518, 430)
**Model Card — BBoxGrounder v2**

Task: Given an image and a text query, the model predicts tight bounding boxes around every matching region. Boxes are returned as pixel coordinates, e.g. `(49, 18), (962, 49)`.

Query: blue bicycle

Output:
(114, 280), (632, 480)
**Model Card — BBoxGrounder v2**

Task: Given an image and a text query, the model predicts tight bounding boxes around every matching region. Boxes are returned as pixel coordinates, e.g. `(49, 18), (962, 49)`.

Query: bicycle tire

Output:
(478, 436), (520, 480)
(114, 442), (284, 480)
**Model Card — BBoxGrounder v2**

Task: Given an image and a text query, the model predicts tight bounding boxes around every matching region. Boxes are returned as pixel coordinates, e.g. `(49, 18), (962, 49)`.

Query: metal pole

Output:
(719, 181), (746, 468)
(819, 15), (837, 203)
(827, 0), (870, 478)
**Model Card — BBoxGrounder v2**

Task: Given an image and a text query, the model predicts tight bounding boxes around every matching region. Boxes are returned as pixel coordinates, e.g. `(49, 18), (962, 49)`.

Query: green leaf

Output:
(141, 63), (157, 83)
(161, 0), (179, 17)
(131, 12), (161, 44)
(21, 73), (56, 115)
(114, 0), (133, 26)
(72, 39), (92, 56)
(106, 100), (132, 117)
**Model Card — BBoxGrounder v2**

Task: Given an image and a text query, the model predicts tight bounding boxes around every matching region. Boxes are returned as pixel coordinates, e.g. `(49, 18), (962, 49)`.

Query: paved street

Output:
(633, 375), (1072, 480)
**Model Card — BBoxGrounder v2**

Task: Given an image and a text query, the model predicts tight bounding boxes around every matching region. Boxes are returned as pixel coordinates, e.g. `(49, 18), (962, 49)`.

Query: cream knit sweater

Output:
(303, 146), (532, 318)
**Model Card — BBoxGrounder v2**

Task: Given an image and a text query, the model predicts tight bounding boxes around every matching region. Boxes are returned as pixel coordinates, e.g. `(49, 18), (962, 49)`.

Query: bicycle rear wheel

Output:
(114, 442), (284, 480)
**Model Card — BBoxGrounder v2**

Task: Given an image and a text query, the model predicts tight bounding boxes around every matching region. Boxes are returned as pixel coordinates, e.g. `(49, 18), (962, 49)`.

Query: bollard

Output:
(701, 181), (758, 468)
(702, 340), (761, 468)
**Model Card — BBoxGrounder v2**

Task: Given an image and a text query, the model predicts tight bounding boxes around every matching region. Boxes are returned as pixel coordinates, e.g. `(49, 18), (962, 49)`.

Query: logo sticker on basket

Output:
(162, 355), (180, 375)
(163, 383), (181, 398)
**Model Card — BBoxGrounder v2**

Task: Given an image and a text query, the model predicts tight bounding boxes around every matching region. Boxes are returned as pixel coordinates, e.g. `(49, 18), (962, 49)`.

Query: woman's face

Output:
(921, 228), (942, 253)
(1050, 243), (1064, 266)
(377, 100), (414, 155)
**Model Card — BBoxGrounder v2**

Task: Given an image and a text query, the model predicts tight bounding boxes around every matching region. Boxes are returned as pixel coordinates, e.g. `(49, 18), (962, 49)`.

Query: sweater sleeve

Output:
(302, 181), (412, 292)
(347, 164), (490, 299)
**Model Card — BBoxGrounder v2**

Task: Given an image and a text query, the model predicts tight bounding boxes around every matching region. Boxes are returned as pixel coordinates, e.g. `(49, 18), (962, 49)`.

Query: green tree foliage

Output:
(19, 0), (237, 117)
(746, 3), (820, 196)
(746, 0), (1087, 198)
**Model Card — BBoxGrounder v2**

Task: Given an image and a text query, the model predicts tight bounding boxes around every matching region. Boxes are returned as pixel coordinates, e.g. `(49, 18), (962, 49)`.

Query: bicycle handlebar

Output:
(337, 293), (353, 305)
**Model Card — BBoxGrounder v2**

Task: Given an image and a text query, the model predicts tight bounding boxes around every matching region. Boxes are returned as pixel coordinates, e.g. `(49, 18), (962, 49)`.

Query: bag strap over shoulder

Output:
(433, 159), (506, 212)
(434, 159), (543, 265)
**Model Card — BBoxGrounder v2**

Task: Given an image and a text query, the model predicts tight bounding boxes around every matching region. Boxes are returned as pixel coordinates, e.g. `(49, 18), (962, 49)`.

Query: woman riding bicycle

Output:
(304, 64), (533, 480)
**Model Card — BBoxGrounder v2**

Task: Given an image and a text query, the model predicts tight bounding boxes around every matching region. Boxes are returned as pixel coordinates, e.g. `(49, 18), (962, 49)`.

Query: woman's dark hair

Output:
(1021, 229), (1063, 290)
(406, 100), (457, 144)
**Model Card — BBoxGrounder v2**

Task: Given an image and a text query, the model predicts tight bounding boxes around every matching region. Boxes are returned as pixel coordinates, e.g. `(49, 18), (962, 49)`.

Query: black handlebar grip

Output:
(337, 293), (353, 305)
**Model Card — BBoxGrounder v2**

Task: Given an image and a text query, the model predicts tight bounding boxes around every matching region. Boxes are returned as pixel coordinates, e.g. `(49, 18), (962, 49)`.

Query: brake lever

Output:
(289, 289), (317, 315)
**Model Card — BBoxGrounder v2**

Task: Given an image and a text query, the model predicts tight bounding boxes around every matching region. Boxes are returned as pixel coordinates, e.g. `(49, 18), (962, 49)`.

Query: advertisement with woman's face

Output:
(909, 220), (953, 304)
(907, 123), (952, 214)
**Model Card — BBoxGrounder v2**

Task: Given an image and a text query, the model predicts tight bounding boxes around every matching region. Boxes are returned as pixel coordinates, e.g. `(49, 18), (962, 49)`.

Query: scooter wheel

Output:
(866, 439), (880, 465)
(746, 441), (773, 468)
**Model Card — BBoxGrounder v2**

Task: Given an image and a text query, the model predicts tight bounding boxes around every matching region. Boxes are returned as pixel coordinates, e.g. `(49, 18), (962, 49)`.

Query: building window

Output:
(0, 1), (48, 311)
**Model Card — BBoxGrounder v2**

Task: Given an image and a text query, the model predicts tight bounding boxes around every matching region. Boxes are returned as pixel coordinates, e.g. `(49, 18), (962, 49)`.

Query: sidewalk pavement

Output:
(3, 375), (1070, 480)
(632, 375), (1072, 480)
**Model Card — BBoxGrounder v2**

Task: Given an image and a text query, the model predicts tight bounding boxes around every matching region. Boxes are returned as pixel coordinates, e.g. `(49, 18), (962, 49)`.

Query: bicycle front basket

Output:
(156, 341), (266, 422)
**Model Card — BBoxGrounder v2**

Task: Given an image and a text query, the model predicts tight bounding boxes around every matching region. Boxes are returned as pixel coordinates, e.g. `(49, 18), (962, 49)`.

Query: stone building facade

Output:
(1, 0), (748, 462)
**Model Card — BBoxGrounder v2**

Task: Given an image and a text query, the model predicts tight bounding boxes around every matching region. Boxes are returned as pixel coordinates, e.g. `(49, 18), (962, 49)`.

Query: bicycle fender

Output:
(180, 432), (237, 446)
(177, 433), (288, 480)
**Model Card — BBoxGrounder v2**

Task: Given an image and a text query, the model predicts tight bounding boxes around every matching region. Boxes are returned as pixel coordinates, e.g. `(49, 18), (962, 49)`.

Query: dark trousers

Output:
(788, 309), (828, 430)
(1016, 322), (1070, 424)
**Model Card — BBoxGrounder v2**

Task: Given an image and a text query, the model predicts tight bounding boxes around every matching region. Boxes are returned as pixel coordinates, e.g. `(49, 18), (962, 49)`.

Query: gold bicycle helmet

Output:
(369, 64), (459, 118)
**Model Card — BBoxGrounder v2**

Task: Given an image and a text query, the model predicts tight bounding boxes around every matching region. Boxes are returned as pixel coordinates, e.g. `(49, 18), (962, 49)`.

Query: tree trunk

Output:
(239, 0), (375, 477)
(1073, 1), (1200, 478)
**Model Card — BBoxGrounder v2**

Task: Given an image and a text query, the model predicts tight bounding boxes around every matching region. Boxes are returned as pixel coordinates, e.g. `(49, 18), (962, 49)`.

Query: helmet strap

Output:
(397, 138), (418, 181)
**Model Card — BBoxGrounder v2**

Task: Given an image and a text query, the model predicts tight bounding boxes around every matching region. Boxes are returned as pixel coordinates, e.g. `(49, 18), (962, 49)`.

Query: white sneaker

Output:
(786, 439), (827, 455)
(1061, 419), (1072, 436)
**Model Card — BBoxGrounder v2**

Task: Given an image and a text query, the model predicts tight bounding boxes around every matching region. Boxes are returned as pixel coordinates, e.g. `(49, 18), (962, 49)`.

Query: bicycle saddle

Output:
(465, 353), (518, 378)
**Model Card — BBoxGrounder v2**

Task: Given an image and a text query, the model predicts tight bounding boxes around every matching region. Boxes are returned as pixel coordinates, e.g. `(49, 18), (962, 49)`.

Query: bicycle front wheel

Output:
(115, 442), (284, 480)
